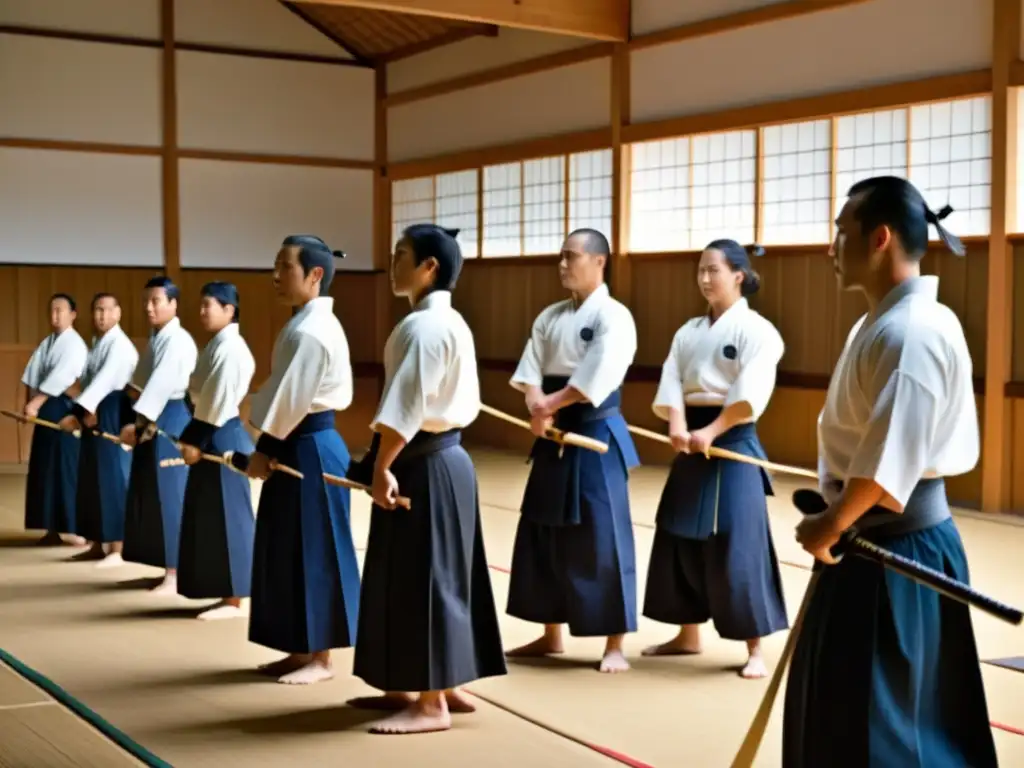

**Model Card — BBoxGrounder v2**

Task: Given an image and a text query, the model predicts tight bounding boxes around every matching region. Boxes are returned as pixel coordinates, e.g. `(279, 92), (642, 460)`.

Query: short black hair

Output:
(568, 227), (611, 258)
(200, 281), (241, 322)
(49, 293), (76, 312)
(282, 235), (344, 296)
(566, 227), (612, 290)
(144, 275), (180, 302)
(91, 292), (118, 310)
(846, 176), (964, 260)
(401, 224), (464, 292)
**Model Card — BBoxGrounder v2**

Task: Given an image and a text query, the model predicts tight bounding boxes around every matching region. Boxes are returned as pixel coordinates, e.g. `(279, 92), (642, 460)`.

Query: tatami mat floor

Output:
(2, 448), (1024, 767)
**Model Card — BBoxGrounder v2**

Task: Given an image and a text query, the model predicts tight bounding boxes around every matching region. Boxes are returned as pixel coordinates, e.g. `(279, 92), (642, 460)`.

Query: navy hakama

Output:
(352, 430), (507, 692)
(24, 394), (80, 535)
(74, 391), (134, 543)
(642, 405), (788, 640)
(506, 377), (640, 637)
(176, 417), (255, 599)
(122, 399), (192, 568)
(249, 410), (361, 654)
(783, 480), (997, 768)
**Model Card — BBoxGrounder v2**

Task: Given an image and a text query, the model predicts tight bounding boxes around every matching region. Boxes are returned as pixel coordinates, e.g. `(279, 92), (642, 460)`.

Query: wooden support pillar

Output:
(373, 64), (393, 374)
(981, 0), (1020, 511)
(159, 0), (180, 283)
(610, 43), (631, 303)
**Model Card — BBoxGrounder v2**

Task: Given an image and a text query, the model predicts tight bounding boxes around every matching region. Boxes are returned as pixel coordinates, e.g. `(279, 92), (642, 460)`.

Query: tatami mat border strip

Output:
(0, 647), (173, 768)
(475, 498), (1024, 743)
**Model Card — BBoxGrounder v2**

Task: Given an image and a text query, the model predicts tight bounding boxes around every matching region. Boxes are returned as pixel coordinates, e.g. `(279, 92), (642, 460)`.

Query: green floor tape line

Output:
(0, 647), (172, 767)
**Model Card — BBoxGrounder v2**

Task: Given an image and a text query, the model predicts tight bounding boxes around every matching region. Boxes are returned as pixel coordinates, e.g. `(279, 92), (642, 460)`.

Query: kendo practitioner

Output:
(22, 293), (88, 546)
(246, 235), (361, 686)
(120, 276), (198, 595)
(642, 240), (789, 679)
(505, 228), (640, 673)
(177, 282), (256, 621)
(784, 176), (998, 767)
(62, 293), (139, 568)
(347, 224), (507, 734)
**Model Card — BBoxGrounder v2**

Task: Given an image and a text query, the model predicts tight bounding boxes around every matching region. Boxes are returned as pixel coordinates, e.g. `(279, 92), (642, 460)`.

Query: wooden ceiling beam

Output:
(279, 2), (374, 63)
(289, 0), (629, 42)
(380, 24), (498, 63)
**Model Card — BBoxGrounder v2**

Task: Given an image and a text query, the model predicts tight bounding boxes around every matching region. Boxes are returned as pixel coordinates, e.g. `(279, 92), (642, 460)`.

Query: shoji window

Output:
(629, 130), (756, 252)
(760, 119), (832, 245)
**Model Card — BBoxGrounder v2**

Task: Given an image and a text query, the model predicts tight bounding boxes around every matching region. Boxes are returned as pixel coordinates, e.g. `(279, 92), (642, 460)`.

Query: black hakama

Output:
(24, 394), (80, 535)
(176, 417), (256, 600)
(249, 411), (361, 654)
(642, 405), (788, 640)
(122, 399), (192, 569)
(783, 479), (998, 768)
(506, 377), (640, 637)
(74, 391), (134, 543)
(351, 430), (507, 692)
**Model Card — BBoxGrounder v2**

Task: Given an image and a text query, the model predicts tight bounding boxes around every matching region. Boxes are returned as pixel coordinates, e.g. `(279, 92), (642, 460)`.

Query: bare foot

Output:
(72, 544), (105, 561)
(197, 602), (248, 621)
(149, 574), (178, 596)
(740, 654), (768, 679)
(256, 655), (307, 677)
(94, 552), (124, 570)
(506, 636), (564, 658)
(444, 689), (476, 713)
(349, 690), (476, 714)
(369, 699), (452, 735)
(599, 648), (630, 674)
(278, 660), (333, 685)
(64, 535), (87, 547)
(641, 639), (702, 656)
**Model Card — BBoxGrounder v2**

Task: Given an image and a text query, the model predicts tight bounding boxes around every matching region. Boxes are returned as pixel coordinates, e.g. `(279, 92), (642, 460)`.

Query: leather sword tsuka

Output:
(792, 489), (1023, 625)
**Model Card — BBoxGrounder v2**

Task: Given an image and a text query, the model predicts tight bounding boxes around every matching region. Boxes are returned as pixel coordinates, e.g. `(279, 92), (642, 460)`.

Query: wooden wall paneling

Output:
(0, 264), (157, 466)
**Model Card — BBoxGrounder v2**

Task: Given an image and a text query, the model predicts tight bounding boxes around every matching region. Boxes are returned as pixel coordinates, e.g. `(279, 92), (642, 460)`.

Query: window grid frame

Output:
(390, 95), (996, 260)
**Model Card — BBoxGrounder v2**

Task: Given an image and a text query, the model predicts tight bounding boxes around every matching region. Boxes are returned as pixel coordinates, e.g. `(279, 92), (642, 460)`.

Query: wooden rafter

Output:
(290, 0), (629, 42)
(279, 1), (372, 63)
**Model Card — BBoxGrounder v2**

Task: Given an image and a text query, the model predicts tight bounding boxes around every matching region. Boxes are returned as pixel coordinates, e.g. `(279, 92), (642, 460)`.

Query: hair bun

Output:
(443, 227), (461, 238)
(332, 250), (346, 259)
(747, 244), (766, 258)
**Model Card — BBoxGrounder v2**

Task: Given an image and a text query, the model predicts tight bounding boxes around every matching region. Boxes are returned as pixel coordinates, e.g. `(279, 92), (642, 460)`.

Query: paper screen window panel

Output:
(689, 130), (756, 248)
(521, 156), (566, 256)
(628, 137), (691, 252)
(391, 176), (434, 248)
(833, 108), (908, 222)
(909, 95), (991, 238)
(435, 170), (479, 258)
(569, 149), (613, 241)
(760, 119), (831, 246)
(629, 130), (755, 252)
(482, 162), (523, 257)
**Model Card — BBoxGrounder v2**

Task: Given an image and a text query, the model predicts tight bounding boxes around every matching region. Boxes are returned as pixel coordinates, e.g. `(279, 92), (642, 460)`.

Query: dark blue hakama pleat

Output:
(24, 395), (80, 535)
(177, 417), (256, 600)
(248, 411), (361, 654)
(782, 514), (998, 768)
(75, 391), (133, 543)
(352, 430), (507, 692)
(122, 399), (192, 569)
(642, 406), (788, 641)
(506, 380), (640, 638)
